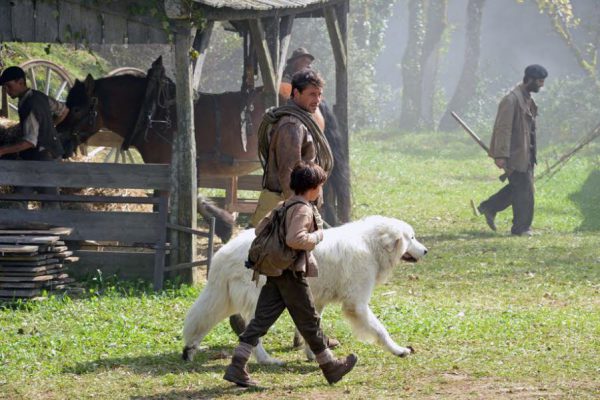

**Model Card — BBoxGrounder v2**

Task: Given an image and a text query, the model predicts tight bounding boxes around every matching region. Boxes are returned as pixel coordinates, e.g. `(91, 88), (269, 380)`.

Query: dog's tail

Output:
(182, 273), (233, 361)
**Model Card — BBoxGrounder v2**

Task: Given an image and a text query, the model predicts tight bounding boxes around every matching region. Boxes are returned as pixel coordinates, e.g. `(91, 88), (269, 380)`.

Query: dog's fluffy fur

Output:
(182, 216), (428, 363)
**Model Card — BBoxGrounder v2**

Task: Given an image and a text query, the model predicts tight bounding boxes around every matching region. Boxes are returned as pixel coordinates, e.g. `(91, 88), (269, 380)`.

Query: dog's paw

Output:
(259, 356), (285, 366)
(392, 345), (414, 358)
(304, 347), (316, 361)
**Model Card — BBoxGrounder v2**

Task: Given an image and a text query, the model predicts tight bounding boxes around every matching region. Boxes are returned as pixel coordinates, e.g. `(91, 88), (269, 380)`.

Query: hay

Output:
(0, 118), (21, 146)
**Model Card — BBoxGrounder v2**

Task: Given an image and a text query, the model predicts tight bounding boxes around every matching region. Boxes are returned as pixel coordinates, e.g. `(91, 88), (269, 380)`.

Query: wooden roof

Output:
(192, 0), (344, 20)
(193, 0), (330, 10)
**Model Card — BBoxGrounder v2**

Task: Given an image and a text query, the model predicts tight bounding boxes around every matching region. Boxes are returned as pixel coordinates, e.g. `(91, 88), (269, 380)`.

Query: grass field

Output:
(1, 130), (599, 399)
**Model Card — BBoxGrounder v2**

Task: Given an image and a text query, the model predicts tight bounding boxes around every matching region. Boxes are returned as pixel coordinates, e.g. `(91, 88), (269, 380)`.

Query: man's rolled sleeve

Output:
(21, 113), (39, 146)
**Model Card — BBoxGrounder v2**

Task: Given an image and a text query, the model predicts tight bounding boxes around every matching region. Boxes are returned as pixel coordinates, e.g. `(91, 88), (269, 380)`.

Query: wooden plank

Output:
(199, 174), (262, 191)
(249, 19), (278, 98)
(0, 160), (170, 190)
(0, 275), (55, 282)
(0, 258), (58, 267)
(0, 193), (158, 205)
(0, 288), (41, 298)
(0, 1), (11, 41)
(0, 228), (73, 236)
(192, 21), (214, 91)
(11, 0), (34, 42)
(0, 245), (38, 254)
(80, 5), (103, 43)
(35, 0), (59, 42)
(53, 251), (73, 259)
(71, 250), (155, 281)
(0, 236), (59, 245)
(0, 210), (162, 242)
(58, 0), (82, 44)
(0, 253), (52, 262)
(102, 12), (127, 44)
(324, 6), (347, 70)
(277, 15), (294, 87)
(127, 20), (149, 44)
(0, 264), (63, 273)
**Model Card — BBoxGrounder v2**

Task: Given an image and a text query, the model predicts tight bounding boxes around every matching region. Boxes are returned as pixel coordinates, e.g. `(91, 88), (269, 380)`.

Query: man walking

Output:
(250, 68), (333, 227)
(478, 64), (548, 236)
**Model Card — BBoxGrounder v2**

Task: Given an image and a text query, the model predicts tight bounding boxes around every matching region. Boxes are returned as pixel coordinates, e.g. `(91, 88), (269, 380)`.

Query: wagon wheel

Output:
(92, 67), (147, 164)
(1, 59), (73, 120)
(107, 67), (146, 77)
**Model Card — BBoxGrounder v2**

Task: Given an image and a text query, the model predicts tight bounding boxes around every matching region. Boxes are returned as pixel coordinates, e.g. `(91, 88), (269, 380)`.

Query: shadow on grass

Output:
(63, 347), (318, 377)
(420, 230), (503, 243)
(569, 169), (600, 231)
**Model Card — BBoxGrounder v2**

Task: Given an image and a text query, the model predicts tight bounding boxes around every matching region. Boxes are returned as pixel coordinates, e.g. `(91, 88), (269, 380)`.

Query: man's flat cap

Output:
(524, 64), (548, 80)
(0, 66), (26, 85)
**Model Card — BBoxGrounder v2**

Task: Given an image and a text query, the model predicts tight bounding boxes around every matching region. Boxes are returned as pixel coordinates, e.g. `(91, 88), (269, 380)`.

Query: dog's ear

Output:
(382, 233), (401, 253)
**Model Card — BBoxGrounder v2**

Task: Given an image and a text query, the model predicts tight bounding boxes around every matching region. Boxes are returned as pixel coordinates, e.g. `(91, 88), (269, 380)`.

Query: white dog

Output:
(182, 216), (428, 364)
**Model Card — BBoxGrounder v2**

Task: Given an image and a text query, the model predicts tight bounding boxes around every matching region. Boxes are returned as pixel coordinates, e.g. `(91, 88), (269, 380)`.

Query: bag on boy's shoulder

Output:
(245, 200), (306, 280)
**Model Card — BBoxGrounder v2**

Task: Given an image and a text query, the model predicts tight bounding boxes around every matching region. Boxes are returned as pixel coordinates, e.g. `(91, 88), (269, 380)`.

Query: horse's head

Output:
(57, 74), (102, 150)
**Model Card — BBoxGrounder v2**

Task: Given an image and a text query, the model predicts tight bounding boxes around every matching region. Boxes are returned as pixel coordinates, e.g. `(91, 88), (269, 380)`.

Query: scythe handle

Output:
(451, 111), (508, 182)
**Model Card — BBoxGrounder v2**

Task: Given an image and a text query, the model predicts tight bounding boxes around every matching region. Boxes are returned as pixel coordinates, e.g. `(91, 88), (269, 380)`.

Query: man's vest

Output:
(18, 89), (64, 159)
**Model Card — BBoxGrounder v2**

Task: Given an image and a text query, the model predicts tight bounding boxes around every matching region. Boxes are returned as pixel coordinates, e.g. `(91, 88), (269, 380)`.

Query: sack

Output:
(245, 200), (306, 279)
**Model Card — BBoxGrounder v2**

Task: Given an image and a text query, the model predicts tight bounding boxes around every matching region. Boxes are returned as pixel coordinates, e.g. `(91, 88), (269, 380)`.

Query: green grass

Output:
(1, 130), (599, 399)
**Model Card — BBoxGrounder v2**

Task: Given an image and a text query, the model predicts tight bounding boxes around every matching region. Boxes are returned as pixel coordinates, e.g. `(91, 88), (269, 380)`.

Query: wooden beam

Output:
(324, 6), (347, 70)
(0, 160), (170, 190)
(277, 15), (295, 88)
(192, 20), (214, 91)
(194, 1), (345, 22)
(170, 21), (198, 278)
(249, 18), (278, 101)
(35, 0), (59, 43)
(327, 1), (351, 223)
(0, 1), (11, 42)
(12, 0), (34, 42)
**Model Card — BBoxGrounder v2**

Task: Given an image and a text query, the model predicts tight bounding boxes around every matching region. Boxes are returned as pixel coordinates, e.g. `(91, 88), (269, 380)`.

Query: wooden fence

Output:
(0, 159), (214, 290)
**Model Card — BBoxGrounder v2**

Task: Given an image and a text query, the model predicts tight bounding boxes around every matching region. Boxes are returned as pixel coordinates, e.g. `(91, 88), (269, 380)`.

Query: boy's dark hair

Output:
(291, 68), (324, 97)
(290, 161), (327, 195)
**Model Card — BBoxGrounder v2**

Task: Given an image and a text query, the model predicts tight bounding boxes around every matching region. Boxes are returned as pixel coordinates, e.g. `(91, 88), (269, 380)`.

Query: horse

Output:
(57, 73), (350, 231)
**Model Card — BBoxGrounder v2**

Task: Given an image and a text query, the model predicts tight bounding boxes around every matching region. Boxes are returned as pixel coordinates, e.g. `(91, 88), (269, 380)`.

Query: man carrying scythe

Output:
(476, 64), (548, 236)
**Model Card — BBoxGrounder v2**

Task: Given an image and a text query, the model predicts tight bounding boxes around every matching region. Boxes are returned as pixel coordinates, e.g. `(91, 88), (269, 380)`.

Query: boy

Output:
(224, 161), (357, 387)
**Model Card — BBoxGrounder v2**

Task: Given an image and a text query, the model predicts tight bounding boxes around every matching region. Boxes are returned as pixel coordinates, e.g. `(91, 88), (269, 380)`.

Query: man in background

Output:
(477, 64), (548, 236)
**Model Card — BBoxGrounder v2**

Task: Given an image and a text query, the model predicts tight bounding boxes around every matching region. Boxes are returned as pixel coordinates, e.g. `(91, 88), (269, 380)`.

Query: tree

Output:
(438, 0), (486, 131)
(419, 0), (448, 130)
(399, 0), (427, 131)
(526, 0), (600, 89)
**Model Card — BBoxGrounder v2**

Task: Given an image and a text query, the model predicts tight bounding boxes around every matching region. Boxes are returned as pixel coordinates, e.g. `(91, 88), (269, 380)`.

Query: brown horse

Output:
(58, 73), (350, 228)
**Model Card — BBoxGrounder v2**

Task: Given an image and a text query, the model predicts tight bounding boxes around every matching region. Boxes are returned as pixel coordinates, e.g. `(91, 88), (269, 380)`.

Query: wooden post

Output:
(1, 88), (8, 118)
(170, 20), (198, 281)
(277, 15), (294, 89)
(192, 20), (214, 92)
(325, 1), (351, 223)
(249, 18), (278, 107)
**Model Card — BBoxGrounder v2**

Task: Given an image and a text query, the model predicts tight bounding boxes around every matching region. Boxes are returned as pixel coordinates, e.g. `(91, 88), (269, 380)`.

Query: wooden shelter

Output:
(0, 0), (350, 284)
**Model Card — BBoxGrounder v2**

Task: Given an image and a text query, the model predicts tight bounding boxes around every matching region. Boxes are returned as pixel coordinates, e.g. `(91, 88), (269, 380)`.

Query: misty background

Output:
(90, 0), (600, 147)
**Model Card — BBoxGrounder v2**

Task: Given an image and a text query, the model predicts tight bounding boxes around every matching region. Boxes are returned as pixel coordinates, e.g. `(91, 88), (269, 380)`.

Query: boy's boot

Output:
(223, 342), (257, 387)
(316, 348), (358, 385)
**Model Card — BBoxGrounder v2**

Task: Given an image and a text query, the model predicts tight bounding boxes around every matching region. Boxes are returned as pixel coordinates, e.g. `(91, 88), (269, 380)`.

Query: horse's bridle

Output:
(66, 95), (99, 147)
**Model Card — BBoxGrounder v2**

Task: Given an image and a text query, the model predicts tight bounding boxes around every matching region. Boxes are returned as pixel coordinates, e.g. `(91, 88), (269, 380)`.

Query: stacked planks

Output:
(0, 227), (79, 299)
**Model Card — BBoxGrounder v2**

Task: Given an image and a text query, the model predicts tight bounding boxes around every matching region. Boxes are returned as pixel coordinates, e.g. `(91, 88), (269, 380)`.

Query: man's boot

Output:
(316, 349), (358, 385)
(223, 342), (257, 387)
(477, 205), (497, 231)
